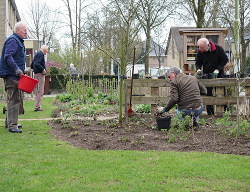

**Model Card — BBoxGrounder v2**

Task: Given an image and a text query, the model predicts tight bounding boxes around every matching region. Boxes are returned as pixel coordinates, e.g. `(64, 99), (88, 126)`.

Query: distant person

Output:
(69, 63), (78, 80)
(195, 38), (228, 115)
(31, 45), (49, 111)
(0, 21), (28, 133)
(156, 67), (207, 128)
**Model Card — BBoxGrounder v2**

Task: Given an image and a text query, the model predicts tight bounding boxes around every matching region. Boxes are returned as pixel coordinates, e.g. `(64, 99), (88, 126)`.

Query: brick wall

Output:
(0, 0), (6, 54)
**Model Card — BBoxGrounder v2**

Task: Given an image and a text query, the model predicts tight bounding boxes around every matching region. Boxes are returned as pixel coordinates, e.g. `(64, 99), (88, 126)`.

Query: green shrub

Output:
(135, 104), (151, 113)
(56, 94), (74, 103)
(214, 111), (250, 138)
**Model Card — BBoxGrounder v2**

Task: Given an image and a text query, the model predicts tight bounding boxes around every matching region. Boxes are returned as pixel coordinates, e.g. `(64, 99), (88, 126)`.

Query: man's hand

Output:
(213, 69), (219, 75)
(155, 106), (165, 115)
(196, 69), (202, 76)
(15, 68), (23, 77)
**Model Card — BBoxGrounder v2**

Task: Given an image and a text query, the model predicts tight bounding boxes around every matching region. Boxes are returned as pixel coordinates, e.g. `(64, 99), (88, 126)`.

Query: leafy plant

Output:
(214, 111), (250, 138)
(65, 80), (84, 100)
(56, 94), (75, 103)
(135, 104), (151, 113)
(166, 115), (191, 143)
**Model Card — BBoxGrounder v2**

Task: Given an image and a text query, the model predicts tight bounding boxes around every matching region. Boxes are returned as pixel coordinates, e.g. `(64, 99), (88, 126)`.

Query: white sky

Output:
(15, 0), (64, 15)
(14, 0), (191, 48)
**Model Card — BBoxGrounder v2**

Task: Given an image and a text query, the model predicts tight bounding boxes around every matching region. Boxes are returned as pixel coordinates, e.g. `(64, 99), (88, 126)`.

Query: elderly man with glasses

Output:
(196, 38), (228, 115)
(156, 67), (207, 128)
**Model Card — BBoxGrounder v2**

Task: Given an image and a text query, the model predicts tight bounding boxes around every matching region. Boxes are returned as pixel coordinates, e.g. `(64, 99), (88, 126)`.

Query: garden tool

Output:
(128, 47), (136, 117)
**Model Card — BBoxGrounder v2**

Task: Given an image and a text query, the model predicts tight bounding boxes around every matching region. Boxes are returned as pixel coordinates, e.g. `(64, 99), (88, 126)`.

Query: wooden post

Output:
(245, 86), (250, 96)
(127, 85), (132, 102)
(246, 86), (250, 113)
(124, 81), (129, 125)
(215, 86), (225, 116)
(151, 87), (159, 113)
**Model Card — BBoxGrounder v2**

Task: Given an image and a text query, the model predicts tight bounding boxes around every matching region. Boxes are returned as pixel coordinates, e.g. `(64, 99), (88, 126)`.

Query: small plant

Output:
(118, 137), (130, 142)
(214, 111), (250, 138)
(198, 118), (206, 125)
(135, 104), (151, 113)
(69, 131), (79, 137)
(81, 120), (91, 126)
(134, 136), (145, 143)
(56, 94), (74, 103)
(166, 115), (191, 143)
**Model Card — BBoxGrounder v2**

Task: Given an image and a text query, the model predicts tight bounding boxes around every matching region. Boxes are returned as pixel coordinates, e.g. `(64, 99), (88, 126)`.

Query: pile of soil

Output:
(49, 113), (250, 156)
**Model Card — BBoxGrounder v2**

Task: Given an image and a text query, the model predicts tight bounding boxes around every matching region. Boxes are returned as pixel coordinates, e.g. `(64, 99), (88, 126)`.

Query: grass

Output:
(0, 97), (57, 120)
(0, 96), (249, 191)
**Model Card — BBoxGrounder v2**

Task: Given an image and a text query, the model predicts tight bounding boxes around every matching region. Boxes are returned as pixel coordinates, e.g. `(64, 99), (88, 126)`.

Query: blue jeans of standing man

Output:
(176, 105), (204, 122)
(4, 78), (24, 129)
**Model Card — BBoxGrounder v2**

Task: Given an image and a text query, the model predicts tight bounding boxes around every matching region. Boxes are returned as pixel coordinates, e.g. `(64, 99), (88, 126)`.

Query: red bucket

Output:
(18, 75), (38, 93)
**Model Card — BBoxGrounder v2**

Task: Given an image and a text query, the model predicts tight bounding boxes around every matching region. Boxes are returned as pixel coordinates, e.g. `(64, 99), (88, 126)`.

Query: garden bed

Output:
(49, 113), (250, 156)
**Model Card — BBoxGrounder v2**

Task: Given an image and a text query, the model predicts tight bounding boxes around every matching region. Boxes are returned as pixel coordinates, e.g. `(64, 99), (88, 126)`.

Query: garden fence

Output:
(124, 78), (250, 117)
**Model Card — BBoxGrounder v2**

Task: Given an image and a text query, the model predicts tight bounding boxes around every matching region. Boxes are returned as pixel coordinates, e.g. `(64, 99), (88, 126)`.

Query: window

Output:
(206, 35), (219, 44)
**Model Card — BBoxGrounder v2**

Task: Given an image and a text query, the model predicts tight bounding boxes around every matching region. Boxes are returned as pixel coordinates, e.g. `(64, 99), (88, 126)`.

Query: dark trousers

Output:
(206, 86), (227, 115)
(206, 87), (214, 115)
(4, 78), (24, 129)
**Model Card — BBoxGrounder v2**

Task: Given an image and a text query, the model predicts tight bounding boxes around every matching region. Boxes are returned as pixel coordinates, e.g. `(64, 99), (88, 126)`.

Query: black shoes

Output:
(34, 108), (44, 112)
(9, 128), (22, 133)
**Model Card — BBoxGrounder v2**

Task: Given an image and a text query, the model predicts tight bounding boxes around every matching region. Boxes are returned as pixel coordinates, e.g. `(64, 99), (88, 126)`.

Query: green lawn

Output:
(0, 97), (249, 192)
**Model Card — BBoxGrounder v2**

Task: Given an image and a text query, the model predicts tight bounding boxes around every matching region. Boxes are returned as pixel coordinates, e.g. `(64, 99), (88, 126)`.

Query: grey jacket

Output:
(164, 73), (207, 112)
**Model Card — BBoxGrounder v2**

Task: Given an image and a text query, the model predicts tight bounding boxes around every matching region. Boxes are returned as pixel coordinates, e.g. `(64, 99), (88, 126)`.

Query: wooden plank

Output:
(126, 96), (249, 105)
(215, 87), (225, 115)
(125, 79), (170, 87)
(124, 78), (250, 87)
(151, 87), (159, 96)
(246, 87), (250, 96)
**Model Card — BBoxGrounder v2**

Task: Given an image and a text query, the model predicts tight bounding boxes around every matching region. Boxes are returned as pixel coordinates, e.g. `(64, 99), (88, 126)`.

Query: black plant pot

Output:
(208, 73), (215, 79)
(133, 74), (139, 79)
(240, 74), (246, 78)
(158, 75), (165, 79)
(156, 116), (171, 131)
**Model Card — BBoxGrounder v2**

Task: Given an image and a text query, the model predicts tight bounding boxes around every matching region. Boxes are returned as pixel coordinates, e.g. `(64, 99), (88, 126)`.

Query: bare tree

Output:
(136, 0), (177, 74)
(60, 0), (90, 60)
(177, 0), (223, 28)
(25, 0), (60, 45)
(83, 0), (142, 75)
(218, 0), (250, 73)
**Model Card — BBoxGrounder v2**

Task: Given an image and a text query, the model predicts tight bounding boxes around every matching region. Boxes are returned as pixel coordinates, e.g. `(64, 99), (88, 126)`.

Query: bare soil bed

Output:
(49, 113), (250, 156)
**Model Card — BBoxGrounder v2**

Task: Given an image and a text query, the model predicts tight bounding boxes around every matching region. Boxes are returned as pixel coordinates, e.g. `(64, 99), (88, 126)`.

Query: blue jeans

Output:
(176, 105), (204, 122)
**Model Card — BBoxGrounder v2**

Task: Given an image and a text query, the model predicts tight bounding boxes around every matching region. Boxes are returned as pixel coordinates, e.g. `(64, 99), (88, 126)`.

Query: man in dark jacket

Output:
(195, 38), (229, 115)
(31, 45), (48, 111)
(0, 21), (27, 133)
(156, 67), (207, 127)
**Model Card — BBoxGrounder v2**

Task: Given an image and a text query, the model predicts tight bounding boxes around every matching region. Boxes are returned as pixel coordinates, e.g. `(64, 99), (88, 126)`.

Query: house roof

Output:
(166, 27), (230, 54)
(143, 39), (166, 56)
(165, 27), (195, 54)
(12, 0), (21, 21)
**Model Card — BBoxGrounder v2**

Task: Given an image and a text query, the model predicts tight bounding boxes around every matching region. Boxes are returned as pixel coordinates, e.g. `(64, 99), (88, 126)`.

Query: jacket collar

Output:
(209, 41), (216, 51)
(198, 41), (216, 53)
(13, 33), (24, 42)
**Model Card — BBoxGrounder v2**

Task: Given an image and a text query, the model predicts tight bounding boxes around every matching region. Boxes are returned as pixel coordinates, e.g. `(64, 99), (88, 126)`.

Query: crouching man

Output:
(156, 67), (207, 128)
